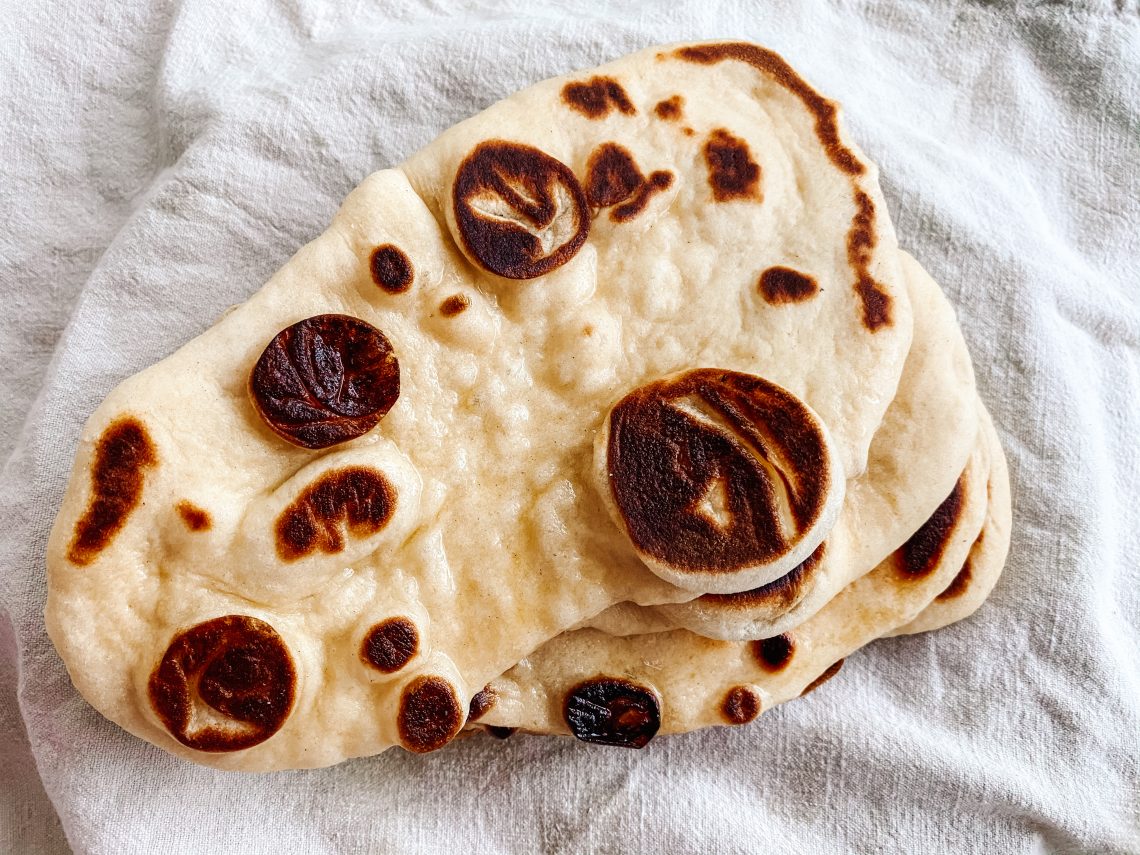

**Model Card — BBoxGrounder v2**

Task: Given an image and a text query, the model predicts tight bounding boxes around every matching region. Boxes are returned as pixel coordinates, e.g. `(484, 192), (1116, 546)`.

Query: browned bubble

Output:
(758, 266), (819, 304)
(564, 678), (660, 748)
(398, 676), (464, 753)
(847, 190), (892, 331)
(361, 617), (418, 673)
(675, 43), (865, 176)
(468, 686), (496, 722)
(654, 95), (684, 120)
(585, 143), (673, 222)
(721, 686), (761, 724)
(276, 466), (396, 560)
(148, 615), (296, 752)
(802, 659), (844, 696)
(249, 314), (400, 450)
(370, 244), (414, 294)
(613, 171), (674, 222)
(452, 141), (589, 280)
(175, 501), (211, 532)
(561, 76), (636, 119)
(68, 417), (157, 565)
(703, 128), (762, 202)
(699, 543), (825, 613)
(751, 631), (797, 672)
(439, 294), (469, 317)
(898, 476), (967, 579)
(606, 370), (832, 577)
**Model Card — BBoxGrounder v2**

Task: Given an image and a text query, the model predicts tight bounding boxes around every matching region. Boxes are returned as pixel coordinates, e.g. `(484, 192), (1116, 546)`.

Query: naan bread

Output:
(585, 250), (977, 640)
(471, 414), (996, 742)
(45, 41), (913, 770)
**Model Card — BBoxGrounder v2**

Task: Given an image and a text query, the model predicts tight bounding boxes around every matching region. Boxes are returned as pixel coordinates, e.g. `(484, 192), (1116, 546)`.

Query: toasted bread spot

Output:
(275, 466), (396, 560)
(361, 617), (418, 673)
(453, 140), (589, 279)
(564, 678), (660, 748)
(586, 143), (644, 208)
(612, 171), (673, 222)
(607, 370), (832, 576)
(468, 686), (496, 722)
(721, 686), (761, 724)
(561, 76), (636, 118)
(682, 126), (695, 137)
(847, 190), (892, 331)
(802, 659), (844, 696)
(759, 266), (818, 304)
(148, 615), (295, 752)
(370, 244), (414, 294)
(701, 543), (825, 612)
(439, 294), (469, 317)
(398, 676), (463, 753)
(675, 43), (865, 176)
(898, 476), (966, 579)
(938, 558), (973, 600)
(250, 314), (400, 449)
(486, 725), (516, 739)
(175, 501), (211, 532)
(68, 417), (157, 565)
(751, 632), (796, 672)
(703, 129), (761, 202)
(654, 95), (684, 120)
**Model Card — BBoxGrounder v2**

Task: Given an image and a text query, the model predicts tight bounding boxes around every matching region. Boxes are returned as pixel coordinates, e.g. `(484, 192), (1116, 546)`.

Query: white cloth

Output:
(2, 1), (1138, 852)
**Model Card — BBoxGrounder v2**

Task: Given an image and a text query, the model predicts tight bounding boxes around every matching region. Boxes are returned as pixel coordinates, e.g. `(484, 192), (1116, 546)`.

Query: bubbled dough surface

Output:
(479, 421), (992, 736)
(594, 250), (978, 640)
(45, 42), (912, 771)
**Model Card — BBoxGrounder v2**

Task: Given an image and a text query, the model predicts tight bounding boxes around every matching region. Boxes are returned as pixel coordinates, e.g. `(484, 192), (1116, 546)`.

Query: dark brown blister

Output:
(148, 615), (296, 752)
(563, 677), (660, 748)
(439, 294), (469, 317)
(452, 141), (589, 280)
(486, 725), (516, 739)
(561, 76), (636, 119)
(175, 501), (211, 532)
(68, 417), (157, 565)
(751, 632), (796, 672)
(847, 190), (892, 331)
(584, 143), (673, 222)
(275, 466), (396, 560)
(468, 687), (496, 722)
(897, 476), (966, 579)
(721, 686), (761, 724)
(699, 543), (825, 614)
(703, 129), (761, 202)
(398, 676), (464, 753)
(361, 617), (418, 673)
(654, 95), (684, 120)
(250, 314), (400, 450)
(802, 659), (844, 696)
(606, 369), (832, 577)
(371, 244), (414, 294)
(758, 266), (818, 304)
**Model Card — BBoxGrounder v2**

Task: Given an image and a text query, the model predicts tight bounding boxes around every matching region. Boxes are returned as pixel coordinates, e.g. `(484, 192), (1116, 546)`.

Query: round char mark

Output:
(68, 417), (157, 565)
(439, 294), (469, 317)
(175, 501), (211, 532)
(276, 466), (396, 560)
(721, 686), (761, 724)
(561, 76), (636, 119)
(398, 676), (464, 753)
(898, 476), (966, 579)
(759, 266), (819, 304)
(654, 95), (684, 121)
(370, 244), (414, 294)
(606, 369), (832, 577)
(802, 659), (844, 696)
(468, 686), (496, 721)
(675, 43), (865, 177)
(751, 632), (796, 672)
(564, 678), (660, 748)
(148, 615), (296, 752)
(703, 128), (761, 202)
(361, 617), (418, 673)
(847, 190), (892, 331)
(452, 141), (589, 280)
(249, 314), (400, 449)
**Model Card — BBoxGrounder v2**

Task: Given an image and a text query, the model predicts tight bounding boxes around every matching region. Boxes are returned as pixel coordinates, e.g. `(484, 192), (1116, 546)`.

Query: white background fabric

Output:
(2, 1), (1138, 852)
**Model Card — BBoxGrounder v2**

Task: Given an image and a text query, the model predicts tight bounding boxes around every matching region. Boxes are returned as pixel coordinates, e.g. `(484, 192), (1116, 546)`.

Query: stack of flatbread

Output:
(45, 41), (1011, 770)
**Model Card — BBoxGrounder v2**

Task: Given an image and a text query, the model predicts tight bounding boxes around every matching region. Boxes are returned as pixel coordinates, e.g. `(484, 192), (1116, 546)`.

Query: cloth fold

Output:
(2, 1), (1137, 852)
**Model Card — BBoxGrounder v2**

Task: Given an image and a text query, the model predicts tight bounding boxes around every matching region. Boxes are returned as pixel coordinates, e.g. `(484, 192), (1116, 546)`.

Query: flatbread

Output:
(889, 407), (1011, 636)
(45, 41), (913, 770)
(471, 417), (993, 741)
(585, 250), (977, 640)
